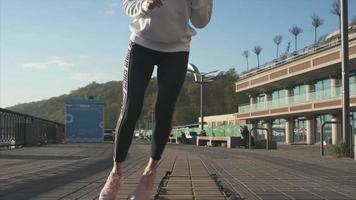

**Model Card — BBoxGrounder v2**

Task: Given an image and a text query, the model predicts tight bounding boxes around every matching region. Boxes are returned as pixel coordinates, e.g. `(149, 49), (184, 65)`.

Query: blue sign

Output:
(65, 99), (105, 143)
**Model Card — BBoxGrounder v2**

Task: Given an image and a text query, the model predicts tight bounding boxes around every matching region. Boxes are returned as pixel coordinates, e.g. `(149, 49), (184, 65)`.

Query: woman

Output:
(99, 0), (213, 199)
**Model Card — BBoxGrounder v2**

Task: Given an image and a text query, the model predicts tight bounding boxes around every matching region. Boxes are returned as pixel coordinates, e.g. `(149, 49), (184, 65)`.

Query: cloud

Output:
(70, 73), (116, 83)
(104, 1), (120, 16)
(23, 57), (75, 70)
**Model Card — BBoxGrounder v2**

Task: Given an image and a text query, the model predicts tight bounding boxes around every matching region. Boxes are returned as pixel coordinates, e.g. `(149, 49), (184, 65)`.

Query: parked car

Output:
(103, 129), (115, 141)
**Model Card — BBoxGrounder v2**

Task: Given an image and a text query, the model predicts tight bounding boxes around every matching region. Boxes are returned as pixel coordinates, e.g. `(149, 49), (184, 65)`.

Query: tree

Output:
(311, 14), (324, 44)
(289, 25), (303, 51)
(242, 51), (249, 70)
(273, 35), (283, 58)
(331, 0), (341, 32)
(253, 46), (262, 68)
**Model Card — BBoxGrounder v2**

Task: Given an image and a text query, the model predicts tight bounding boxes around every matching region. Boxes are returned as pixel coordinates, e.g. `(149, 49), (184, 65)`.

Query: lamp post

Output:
(187, 63), (218, 132)
(201, 75), (205, 130)
(340, 0), (351, 156)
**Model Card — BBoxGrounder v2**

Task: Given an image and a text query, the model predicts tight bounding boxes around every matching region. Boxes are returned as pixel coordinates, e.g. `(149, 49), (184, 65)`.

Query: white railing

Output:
(238, 83), (356, 113)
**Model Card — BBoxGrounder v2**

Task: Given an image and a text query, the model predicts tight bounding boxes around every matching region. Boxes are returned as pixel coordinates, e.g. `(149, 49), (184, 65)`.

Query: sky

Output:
(1, 0), (356, 108)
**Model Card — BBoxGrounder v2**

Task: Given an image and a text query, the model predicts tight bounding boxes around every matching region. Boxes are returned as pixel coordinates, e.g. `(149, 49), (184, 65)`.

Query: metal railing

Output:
(0, 108), (64, 147)
(249, 127), (270, 150)
(239, 34), (356, 79)
(239, 83), (356, 113)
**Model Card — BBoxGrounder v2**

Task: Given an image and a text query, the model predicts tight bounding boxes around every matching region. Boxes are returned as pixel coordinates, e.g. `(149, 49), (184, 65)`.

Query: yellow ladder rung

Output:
(164, 179), (215, 182)
(158, 194), (225, 198)
(168, 176), (210, 177)
(161, 186), (219, 189)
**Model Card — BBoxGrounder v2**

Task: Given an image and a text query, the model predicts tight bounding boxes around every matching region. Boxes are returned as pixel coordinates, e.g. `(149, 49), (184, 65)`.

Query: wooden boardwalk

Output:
(1, 142), (356, 200)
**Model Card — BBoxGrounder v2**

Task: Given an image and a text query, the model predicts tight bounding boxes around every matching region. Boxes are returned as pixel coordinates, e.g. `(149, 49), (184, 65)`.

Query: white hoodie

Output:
(123, 0), (213, 52)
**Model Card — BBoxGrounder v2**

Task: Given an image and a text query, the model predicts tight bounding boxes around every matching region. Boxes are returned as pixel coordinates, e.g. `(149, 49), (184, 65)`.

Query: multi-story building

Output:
(235, 27), (356, 145)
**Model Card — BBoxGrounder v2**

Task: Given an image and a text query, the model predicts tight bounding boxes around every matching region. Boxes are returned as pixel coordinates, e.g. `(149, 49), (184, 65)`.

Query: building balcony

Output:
(236, 84), (356, 121)
(235, 37), (356, 95)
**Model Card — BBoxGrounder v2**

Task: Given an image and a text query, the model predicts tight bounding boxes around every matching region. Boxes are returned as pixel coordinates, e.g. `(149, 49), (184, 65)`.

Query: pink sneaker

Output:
(99, 171), (124, 200)
(127, 171), (156, 200)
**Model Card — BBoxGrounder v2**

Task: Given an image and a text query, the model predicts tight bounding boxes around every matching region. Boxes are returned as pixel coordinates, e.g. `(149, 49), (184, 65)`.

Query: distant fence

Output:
(135, 125), (242, 140)
(171, 125), (242, 138)
(0, 108), (65, 148)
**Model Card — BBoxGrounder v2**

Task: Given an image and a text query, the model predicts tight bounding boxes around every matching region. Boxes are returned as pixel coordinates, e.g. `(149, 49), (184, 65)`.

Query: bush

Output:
(332, 143), (350, 158)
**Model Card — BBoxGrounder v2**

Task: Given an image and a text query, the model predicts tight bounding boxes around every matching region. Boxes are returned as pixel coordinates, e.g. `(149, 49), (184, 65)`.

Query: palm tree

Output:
(289, 25), (303, 51)
(273, 35), (283, 58)
(253, 46), (262, 68)
(331, 0), (341, 32)
(311, 14), (324, 44)
(242, 51), (249, 70)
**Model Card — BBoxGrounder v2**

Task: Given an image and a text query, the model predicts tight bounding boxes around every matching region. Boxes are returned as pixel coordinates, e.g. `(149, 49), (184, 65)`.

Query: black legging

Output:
(114, 42), (189, 162)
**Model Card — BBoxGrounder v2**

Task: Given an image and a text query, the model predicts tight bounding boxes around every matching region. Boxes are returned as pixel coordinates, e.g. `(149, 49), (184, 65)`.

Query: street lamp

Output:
(340, 0), (352, 157)
(187, 63), (218, 132)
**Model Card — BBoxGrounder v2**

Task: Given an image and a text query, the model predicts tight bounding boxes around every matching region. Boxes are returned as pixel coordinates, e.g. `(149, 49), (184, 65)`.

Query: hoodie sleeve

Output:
(190, 0), (213, 29)
(122, 0), (151, 19)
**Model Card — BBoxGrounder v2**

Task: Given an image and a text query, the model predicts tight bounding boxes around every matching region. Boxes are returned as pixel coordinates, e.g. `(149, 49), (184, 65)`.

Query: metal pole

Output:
(201, 75), (204, 132)
(266, 124), (270, 150)
(352, 114), (356, 160)
(249, 128), (252, 150)
(340, 0), (351, 156)
(321, 123), (325, 156)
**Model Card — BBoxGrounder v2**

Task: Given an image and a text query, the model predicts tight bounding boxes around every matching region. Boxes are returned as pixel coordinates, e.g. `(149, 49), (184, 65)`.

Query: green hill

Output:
(7, 68), (249, 129)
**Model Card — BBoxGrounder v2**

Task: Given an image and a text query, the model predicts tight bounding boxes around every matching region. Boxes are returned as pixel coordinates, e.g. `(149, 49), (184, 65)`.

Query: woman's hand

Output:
(146, 0), (163, 10)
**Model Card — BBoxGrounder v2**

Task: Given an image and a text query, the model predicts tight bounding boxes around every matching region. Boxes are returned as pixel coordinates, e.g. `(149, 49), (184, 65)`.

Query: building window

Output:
(293, 85), (307, 103)
(293, 117), (307, 143)
(255, 94), (267, 109)
(257, 121), (266, 140)
(272, 119), (286, 142)
(350, 71), (356, 94)
(315, 79), (331, 99)
(315, 114), (332, 143)
(271, 89), (286, 107)
(256, 94), (266, 103)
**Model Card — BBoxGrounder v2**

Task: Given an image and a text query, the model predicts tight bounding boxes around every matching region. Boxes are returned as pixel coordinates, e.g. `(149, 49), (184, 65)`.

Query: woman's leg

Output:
(100, 43), (156, 200)
(129, 51), (188, 200)
(150, 51), (189, 161)
(113, 43), (156, 163)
